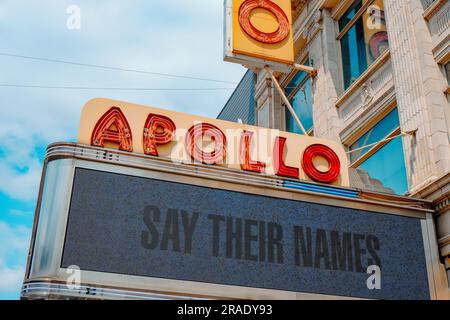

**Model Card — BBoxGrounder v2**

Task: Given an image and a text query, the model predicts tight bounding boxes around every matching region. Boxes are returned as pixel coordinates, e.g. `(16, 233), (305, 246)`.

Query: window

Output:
(349, 108), (399, 162)
(284, 60), (313, 134)
(349, 108), (408, 195)
(445, 62), (450, 85)
(339, 0), (389, 89)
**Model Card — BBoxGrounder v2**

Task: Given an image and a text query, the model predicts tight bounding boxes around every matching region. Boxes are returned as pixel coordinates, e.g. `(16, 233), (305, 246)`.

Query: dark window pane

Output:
(285, 60), (310, 96)
(339, 0), (363, 31)
(340, 0), (389, 89)
(445, 63), (450, 85)
(341, 17), (368, 89)
(349, 108), (400, 163)
(286, 77), (313, 134)
(358, 137), (408, 195)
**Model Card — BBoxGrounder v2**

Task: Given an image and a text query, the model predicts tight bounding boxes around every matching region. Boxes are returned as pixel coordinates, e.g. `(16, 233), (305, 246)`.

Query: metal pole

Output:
(264, 66), (309, 136)
(293, 63), (317, 78)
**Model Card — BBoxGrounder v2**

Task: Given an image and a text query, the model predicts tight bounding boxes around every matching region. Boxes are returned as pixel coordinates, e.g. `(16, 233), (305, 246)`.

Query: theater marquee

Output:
(22, 141), (438, 300)
(21, 98), (443, 300)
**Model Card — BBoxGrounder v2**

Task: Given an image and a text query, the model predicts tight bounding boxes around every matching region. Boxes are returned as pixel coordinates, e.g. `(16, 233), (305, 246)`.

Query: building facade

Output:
(218, 0), (450, 291)
(218, 70), (257, 124)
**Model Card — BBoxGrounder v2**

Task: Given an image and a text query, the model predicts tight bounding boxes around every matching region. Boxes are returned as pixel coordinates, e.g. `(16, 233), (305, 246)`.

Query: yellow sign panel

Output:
(78, 98), (349, 187)
(229, 0), (294, 65)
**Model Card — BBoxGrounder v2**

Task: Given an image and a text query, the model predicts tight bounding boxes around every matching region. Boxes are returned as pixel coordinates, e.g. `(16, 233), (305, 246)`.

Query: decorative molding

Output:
(428, 0), (450, 36)
(361, 81), (374, 108)
(301, 10), (323, 44)
(411, 172), (450, 203)
(423, 0), (447, 21)
(429, 0), (450, 64)
(336, 50), (391, 108)
(331, 0), (354, 20)
(293, 1), (323, 43)
(291, 0), (308, 21)
(435, 196), (450, 214)
(337, 56), (394, 128)
(339, 88), (396, 146)
(433, 33), (450, 64)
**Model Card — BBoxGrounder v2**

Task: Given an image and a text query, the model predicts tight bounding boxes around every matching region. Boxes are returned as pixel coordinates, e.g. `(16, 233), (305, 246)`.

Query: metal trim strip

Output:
(22, 282), (202, 300)
(43, 142), (433, 215)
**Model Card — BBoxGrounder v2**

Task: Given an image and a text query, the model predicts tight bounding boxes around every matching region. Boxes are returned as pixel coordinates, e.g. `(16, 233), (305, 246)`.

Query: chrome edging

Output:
(46, 143), (283, 189)
(44, 142), (433, 213)
(21, 282), (206, 300)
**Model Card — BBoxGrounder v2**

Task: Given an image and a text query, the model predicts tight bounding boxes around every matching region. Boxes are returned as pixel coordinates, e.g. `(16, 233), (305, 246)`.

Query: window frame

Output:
(348, 106), (409, 195)
(282, 57), (314, 134)
(283, 57), (311, 99)
(336, 0), (391, 92)
(350, 126), (400, 168)
(348, 105), (402, 168)
(444, 62), (450, 89)
(286, 74), (310, 101)
(336, 0), (376, 41)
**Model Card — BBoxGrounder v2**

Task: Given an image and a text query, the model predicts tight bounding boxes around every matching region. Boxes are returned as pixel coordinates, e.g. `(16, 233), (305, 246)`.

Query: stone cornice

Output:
(411, 172), (450, 213)
(423, 0), (448, 21)
(293, 2), (323, 44)
(291, 0), (308, 21)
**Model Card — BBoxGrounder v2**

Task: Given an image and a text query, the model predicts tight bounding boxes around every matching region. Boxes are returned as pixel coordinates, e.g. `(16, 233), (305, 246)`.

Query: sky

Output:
(0, 0), (245, 300)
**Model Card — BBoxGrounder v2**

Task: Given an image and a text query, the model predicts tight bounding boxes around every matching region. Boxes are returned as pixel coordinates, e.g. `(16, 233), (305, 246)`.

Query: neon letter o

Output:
(302, 144), (341, 183)
(238, 0), (290, 44)
(185, 123), (227, 165)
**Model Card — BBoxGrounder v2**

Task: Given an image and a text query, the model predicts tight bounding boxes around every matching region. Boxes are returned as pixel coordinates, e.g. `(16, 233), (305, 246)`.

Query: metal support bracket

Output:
(264, 66), (309, 136)
(293, 63), (318, 78)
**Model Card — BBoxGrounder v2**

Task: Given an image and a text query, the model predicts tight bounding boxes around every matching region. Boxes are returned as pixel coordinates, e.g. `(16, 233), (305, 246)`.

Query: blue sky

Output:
(0, 0), (245, 299)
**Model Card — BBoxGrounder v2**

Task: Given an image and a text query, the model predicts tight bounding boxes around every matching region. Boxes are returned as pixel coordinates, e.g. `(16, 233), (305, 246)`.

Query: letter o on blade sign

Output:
(185, 123), (227, 165)
(302, 144), (341, 183)
(238, 0), (290, 44)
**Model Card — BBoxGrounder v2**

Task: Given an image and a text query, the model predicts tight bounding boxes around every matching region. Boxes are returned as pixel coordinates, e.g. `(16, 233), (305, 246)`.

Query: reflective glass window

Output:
(445, 62), (450, 85)
(284, 60), (313, 134)
(286, 77), (313, 134)
(349, 108), (400, 162)
(339, 0), (389, 89)
(358, 137), (408, 195)
(350, 108), (408, 195)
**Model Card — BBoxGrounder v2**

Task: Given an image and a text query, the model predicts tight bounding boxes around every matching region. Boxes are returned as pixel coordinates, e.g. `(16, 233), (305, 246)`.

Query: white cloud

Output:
(0, 0), (245, 201)
(0, 221), (31, 294)
(0, 0), (247, 298)
(0, 266), (25, 293)
(0, 126), (43, 201)
(0, 0), (245, 298)
(0, 221), (31, 258)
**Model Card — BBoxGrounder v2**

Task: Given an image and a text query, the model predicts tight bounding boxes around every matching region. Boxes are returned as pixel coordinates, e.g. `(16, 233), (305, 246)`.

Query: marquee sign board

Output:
(22, 143), (439, 300)
(224, 0), (295, 71)
(62, 167), (431, 300)
(78, 98), (350, 186)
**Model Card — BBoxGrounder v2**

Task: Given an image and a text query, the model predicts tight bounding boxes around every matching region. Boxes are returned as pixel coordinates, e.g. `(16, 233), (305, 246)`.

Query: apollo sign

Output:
(78, 98), (349, 185)
(224, 0), (295, 70)
(237, 0), (291, 44)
